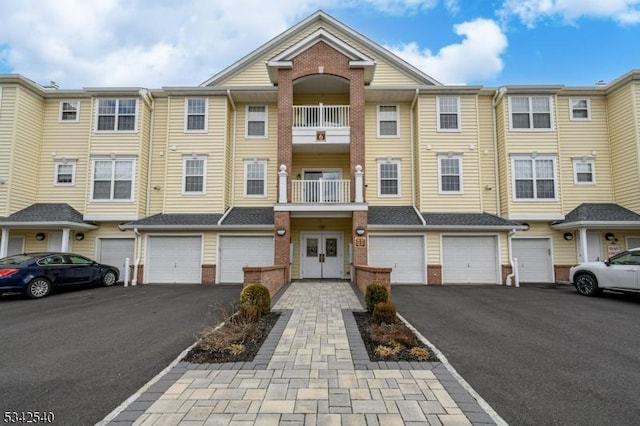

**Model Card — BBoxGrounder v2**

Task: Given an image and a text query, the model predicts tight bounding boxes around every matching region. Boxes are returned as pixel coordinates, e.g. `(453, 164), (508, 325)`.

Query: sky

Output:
(0, 0), (639, 89)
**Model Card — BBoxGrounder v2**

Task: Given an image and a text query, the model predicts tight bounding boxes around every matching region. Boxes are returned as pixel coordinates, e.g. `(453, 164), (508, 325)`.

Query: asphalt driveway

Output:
(0, 284), (239, 425)
(394, 283), (640, 426)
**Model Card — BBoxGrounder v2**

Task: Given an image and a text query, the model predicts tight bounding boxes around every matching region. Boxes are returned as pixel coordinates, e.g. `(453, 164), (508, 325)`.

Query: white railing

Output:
(291, 179), (350, 203)
(292, 104), (349, 128)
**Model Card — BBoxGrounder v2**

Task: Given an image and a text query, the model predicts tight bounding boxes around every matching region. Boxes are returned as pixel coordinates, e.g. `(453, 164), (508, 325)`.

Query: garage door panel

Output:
(442, 236), (499, 284)
(512, 238), (553, 283)
(147, 236), (202, 284)
(99, 238), (135, 282)
(369, 236), (425, 284)
(219, 236), (274, 283)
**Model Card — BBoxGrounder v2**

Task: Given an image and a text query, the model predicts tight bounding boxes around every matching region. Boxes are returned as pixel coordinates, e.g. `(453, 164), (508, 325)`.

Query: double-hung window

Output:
(378, 160), (400, 196)
(96, 99), (137, 131)
(54, 160), (76, 185)
(512, 156), (556, 200)
(437, 96), (460, 131)
(183, 155), (206, 193)
(438, 155), (463, 193)
(92, 159), (135, 201)
(245, 160), (266, 196)
(59, 101), (79, 122)
(570, 98), (590, 120)
(185, 98), (207, 131)
(377, 105), (399, 137)
(246, 106), (267, 137)
(510, 96), (553, 130)
(573, 158), (595, 184)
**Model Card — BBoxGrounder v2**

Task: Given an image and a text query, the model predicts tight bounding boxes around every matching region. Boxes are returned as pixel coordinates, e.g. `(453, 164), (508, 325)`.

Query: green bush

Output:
(365, 283), (389, 313)
(372, 301), (397, 325)
(240, 283), (271, 314)
(238, 302), (262, 323)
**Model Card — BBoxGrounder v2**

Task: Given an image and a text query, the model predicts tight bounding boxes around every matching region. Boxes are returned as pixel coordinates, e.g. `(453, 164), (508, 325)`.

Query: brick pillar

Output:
(349, 69), (365, 202)
(278, 69), (293, 201)
(352, 211), (368, 268)
(274, 211), (291, 281)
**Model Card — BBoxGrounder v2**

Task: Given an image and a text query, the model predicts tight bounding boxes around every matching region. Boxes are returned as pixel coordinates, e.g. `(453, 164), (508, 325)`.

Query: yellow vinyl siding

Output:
(477, 94), (498, 214)
(412, 105), (421, 208)
(0, 86), (17, 216)
(162, 96), (227, 213)
(495, 99), (509, 215)
(71, 222), (129, 259)
(224, 98), (234, 210)
(147, 97), (168, 215)
(365, 102), (413, 205)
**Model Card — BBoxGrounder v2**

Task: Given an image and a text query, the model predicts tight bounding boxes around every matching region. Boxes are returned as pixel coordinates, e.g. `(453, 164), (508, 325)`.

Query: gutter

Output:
(551, 221), (640, 230)
(227, 90), (237, 207)
(139, 89), (155, 217)
(410, 89), (419, 211)
(492, 87), (506, 215)
(119, 224), (274, 231)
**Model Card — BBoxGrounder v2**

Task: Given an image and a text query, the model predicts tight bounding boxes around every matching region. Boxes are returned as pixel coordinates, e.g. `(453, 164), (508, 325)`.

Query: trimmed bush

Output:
(372, 301), (397, 325)
(238, 302), (262, 323)
(240, 283), (271, 314)
(365, 283), (389, 313)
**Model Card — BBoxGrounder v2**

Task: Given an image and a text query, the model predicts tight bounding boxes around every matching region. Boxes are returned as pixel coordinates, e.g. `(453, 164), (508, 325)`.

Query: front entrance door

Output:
(301, 232), (343, 279)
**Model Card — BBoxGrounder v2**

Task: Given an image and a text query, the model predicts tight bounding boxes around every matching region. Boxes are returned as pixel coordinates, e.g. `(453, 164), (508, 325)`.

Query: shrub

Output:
(372, 301), (396, 325)
(409, 347), (431, 361)
(226, 343), (246, 355)
(240, 283), (271, 314)
(365, 283), (389, 313)
(368, 322), (418, 348)
(238, 302), (262, 323)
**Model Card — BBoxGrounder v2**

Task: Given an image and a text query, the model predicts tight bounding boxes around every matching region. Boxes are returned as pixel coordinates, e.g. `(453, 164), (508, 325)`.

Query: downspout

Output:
(410, 88), (419, 208)
(139, 89), (155, 217)
(492, 87), (506, 215)
(132, 227), (142, 286)
(227, 90), (237, 207)
(506, 228), (519, 287)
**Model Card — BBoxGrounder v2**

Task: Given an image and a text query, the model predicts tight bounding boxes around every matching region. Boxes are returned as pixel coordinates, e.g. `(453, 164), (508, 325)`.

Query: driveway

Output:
(394, 284), (640, 425)
(0, 284), (239, 425)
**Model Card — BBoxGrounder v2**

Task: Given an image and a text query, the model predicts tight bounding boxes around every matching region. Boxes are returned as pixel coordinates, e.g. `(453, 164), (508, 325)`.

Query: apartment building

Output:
(1, 11), (639, 286)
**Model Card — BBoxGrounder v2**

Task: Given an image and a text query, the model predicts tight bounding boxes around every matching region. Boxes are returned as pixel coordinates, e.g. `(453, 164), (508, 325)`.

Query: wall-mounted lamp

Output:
(75, 232), (85, 241)
(153, 185), (161, 191)
(605, 232), (616, 241)
(36, 233), (46, 241)
(355, 226), (366, 236)
(276, 228), (286, 237)
(563, 232), (574, 241)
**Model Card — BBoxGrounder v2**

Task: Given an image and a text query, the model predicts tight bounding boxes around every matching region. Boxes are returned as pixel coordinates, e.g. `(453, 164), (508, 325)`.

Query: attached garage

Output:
(442, 235), (500, 284)
(98, 238), (135, 282)
(218, 236), (274, 283)
(146, 236), (203, 284)
(369, 236), (426, 284)
(512, 238), (554, 283)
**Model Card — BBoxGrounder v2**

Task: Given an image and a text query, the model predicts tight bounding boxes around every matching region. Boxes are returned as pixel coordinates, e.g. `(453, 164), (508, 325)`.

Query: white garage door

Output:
(8, 236), (24, 256)
(442, 236), (500, 284)
(219, 236), (274, 283)
(99, 238), (135, 282)
(146, 236), (202, 284)
(512, 238), (553, 283)
(369, 236), (425, 284)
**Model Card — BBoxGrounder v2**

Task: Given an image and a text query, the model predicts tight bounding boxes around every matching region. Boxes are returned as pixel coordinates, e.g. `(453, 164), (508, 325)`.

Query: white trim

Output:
(274, 204), (368, 212)
(625, 236), (640, 250)
(511, 154), (558, 201)
(377, 159), (401, 197)
(58, 100), (80, 122)
(569, 97), (591, 121)
(551, 220), (640, 230)
(8, 235), (25, 255)
(245, 104), (268, 138)
(94, 98), (139, 133)
(53, 159), (77, 186)
(572, 158), (596, 185)
(244, 159), (267, 197)
(509, 213), (565, 221)
(89, 157), (136, 202)
(182, 154), (207, 194)
(184, 97), (208, 133)
(377, 104), (400, 138)
(436, 96), (461, 132)
(437, 154), (463, 194)
(508, 95), (555, 131)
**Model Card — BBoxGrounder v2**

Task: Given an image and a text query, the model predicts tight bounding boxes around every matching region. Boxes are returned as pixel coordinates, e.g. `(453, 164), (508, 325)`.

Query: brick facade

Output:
(243, 265), (287, 298)
(201, 264), (216, 285)
(354, 265), (392, 299)
(427, 264), (442, 285)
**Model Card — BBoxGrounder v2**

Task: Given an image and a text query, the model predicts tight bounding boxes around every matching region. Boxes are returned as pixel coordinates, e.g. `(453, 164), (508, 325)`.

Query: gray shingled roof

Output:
(221, 207), (274, 225)
(421, 212), (522, 228)
(560, 203), (640, 223)
(123, 213), (223, 228)
(0, 203), (91, 225)
(368, 206), (424, 226)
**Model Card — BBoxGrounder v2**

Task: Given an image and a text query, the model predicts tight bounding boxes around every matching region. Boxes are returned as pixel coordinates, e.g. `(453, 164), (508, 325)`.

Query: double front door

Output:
(301, 232), (343, 279)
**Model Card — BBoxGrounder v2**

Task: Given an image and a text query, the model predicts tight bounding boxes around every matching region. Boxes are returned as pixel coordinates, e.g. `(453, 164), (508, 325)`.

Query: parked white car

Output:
(570, 248), (640, 296)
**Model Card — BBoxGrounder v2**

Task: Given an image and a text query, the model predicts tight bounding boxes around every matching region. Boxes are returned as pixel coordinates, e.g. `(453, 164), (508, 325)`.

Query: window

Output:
(185, 98), (207, 131)
(437, 97), (460, 131)
(512, 156), (556, 200)
(246, 105), (267, 137)
(92, 159), (135, 201)
(438, 155), (463, 193)
(378, 160), (400, 196)
(54, 160), (76, 185)
(377, 105), (399, 137)
(573, 159), (595, 184)
(570, 98), (590, 120)
(59, 101), (79, 122)
(509, 96), (553, 130)
(183, 156), (206, 193)
(96, 99), (137, 131)
(245, 160), (266, 196)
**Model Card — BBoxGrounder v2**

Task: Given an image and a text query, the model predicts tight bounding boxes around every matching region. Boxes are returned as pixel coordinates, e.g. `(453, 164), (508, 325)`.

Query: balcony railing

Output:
(291, 179), (350, 204)
(292, 104), (349, 128)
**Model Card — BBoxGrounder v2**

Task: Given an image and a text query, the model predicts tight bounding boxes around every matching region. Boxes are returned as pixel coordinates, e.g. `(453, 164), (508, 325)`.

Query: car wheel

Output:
(102, 270), (117, 287)
(574, 273), (599, 296)
(26, 278), (51, 299)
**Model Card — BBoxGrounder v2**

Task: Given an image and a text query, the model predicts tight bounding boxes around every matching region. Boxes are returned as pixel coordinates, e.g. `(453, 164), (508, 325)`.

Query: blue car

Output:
(0, 253), (119, 299)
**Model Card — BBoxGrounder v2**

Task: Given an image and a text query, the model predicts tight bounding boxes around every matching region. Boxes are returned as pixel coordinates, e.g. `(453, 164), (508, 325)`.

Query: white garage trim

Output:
(145, 234), (204, 284)
(97, 237), (135, 282)
(368, 234), (426, 284)
(441, 234), (501, 284)
(512, 237), (554, 283)
(217, 235), (274, 283)
(625, 236), (640, 250)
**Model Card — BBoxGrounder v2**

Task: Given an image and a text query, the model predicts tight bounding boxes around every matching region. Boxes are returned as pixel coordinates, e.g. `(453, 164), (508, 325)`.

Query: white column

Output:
(61, 228), (70, 252)
(0, 227), (9, 258)
(355, 165), (364, 203)
(579, 227), (588, 263)
(278, 164), (288, 204)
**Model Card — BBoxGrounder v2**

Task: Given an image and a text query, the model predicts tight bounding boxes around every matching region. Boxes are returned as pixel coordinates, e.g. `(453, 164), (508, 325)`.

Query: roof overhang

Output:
(551, 221), (640, 230)
(0, 221), (98, 230)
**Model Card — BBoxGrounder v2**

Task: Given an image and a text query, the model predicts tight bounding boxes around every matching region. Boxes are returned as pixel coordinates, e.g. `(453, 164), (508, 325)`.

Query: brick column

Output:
(277, 69), (293, 202)
(274, 211), (291, 281)
(349, 69), (365, 202)
(352, 210), (368, 268)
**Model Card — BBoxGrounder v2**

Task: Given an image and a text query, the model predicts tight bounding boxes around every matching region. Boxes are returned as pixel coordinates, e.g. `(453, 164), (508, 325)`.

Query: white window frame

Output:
(182, 155), (207, 194)
(95, 98), (138, 132)
(508, 96), (554, 131)
(569, 98), (591, 121)
(511, 155), (558, 201)
(246, 105), (267, 138)
(53, 160), (76, 186)
(184, 98), (208, 132)
(438, 154), (463, 193)
(377, 159), (401, 197)
(59, 100), (80, 122)
(573, 158), (596, 185)
(437, 96), (461, 131)
(244, 160), (267, 197)
(377, 105), (400, 137)
(90, 157), (136, 202)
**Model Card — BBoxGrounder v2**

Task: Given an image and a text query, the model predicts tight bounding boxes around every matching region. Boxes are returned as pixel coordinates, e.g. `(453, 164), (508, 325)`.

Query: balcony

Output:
(292, 179), (350, 204)
(292, 104), (350, 153)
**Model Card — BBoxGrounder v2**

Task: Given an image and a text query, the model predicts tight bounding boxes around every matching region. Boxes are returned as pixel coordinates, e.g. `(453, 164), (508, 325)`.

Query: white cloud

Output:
(500, 0), (640, 27)
(388, 18), (508, 84)
(354, 0), (438, 14)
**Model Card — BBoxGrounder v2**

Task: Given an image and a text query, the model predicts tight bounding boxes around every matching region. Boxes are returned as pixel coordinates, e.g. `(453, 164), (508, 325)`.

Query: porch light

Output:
(276, 228), (286, 237)
(563, 232), (574, 241)
(75, 232), (85, 241)
(355, 226), (366, 236)
(605, 232), (616, 241)
(36, 233), (46, 241)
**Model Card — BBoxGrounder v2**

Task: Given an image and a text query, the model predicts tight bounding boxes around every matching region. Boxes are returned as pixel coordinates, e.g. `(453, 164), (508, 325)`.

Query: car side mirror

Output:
(604, 259), (610, 266)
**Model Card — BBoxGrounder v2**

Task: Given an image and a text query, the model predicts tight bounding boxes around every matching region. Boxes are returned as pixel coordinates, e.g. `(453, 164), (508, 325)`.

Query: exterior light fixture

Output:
(75, 232), (85, 241)
(605, 232), (615, 241)
(355, 226), (366, 236)
(276, 228), (286, 237)
(563, 232), (574, 241)
(36, 233), (46, 241)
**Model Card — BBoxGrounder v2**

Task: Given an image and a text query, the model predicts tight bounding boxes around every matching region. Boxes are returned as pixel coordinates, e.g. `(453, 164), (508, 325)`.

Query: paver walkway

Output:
(106, 281), (500, 425)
